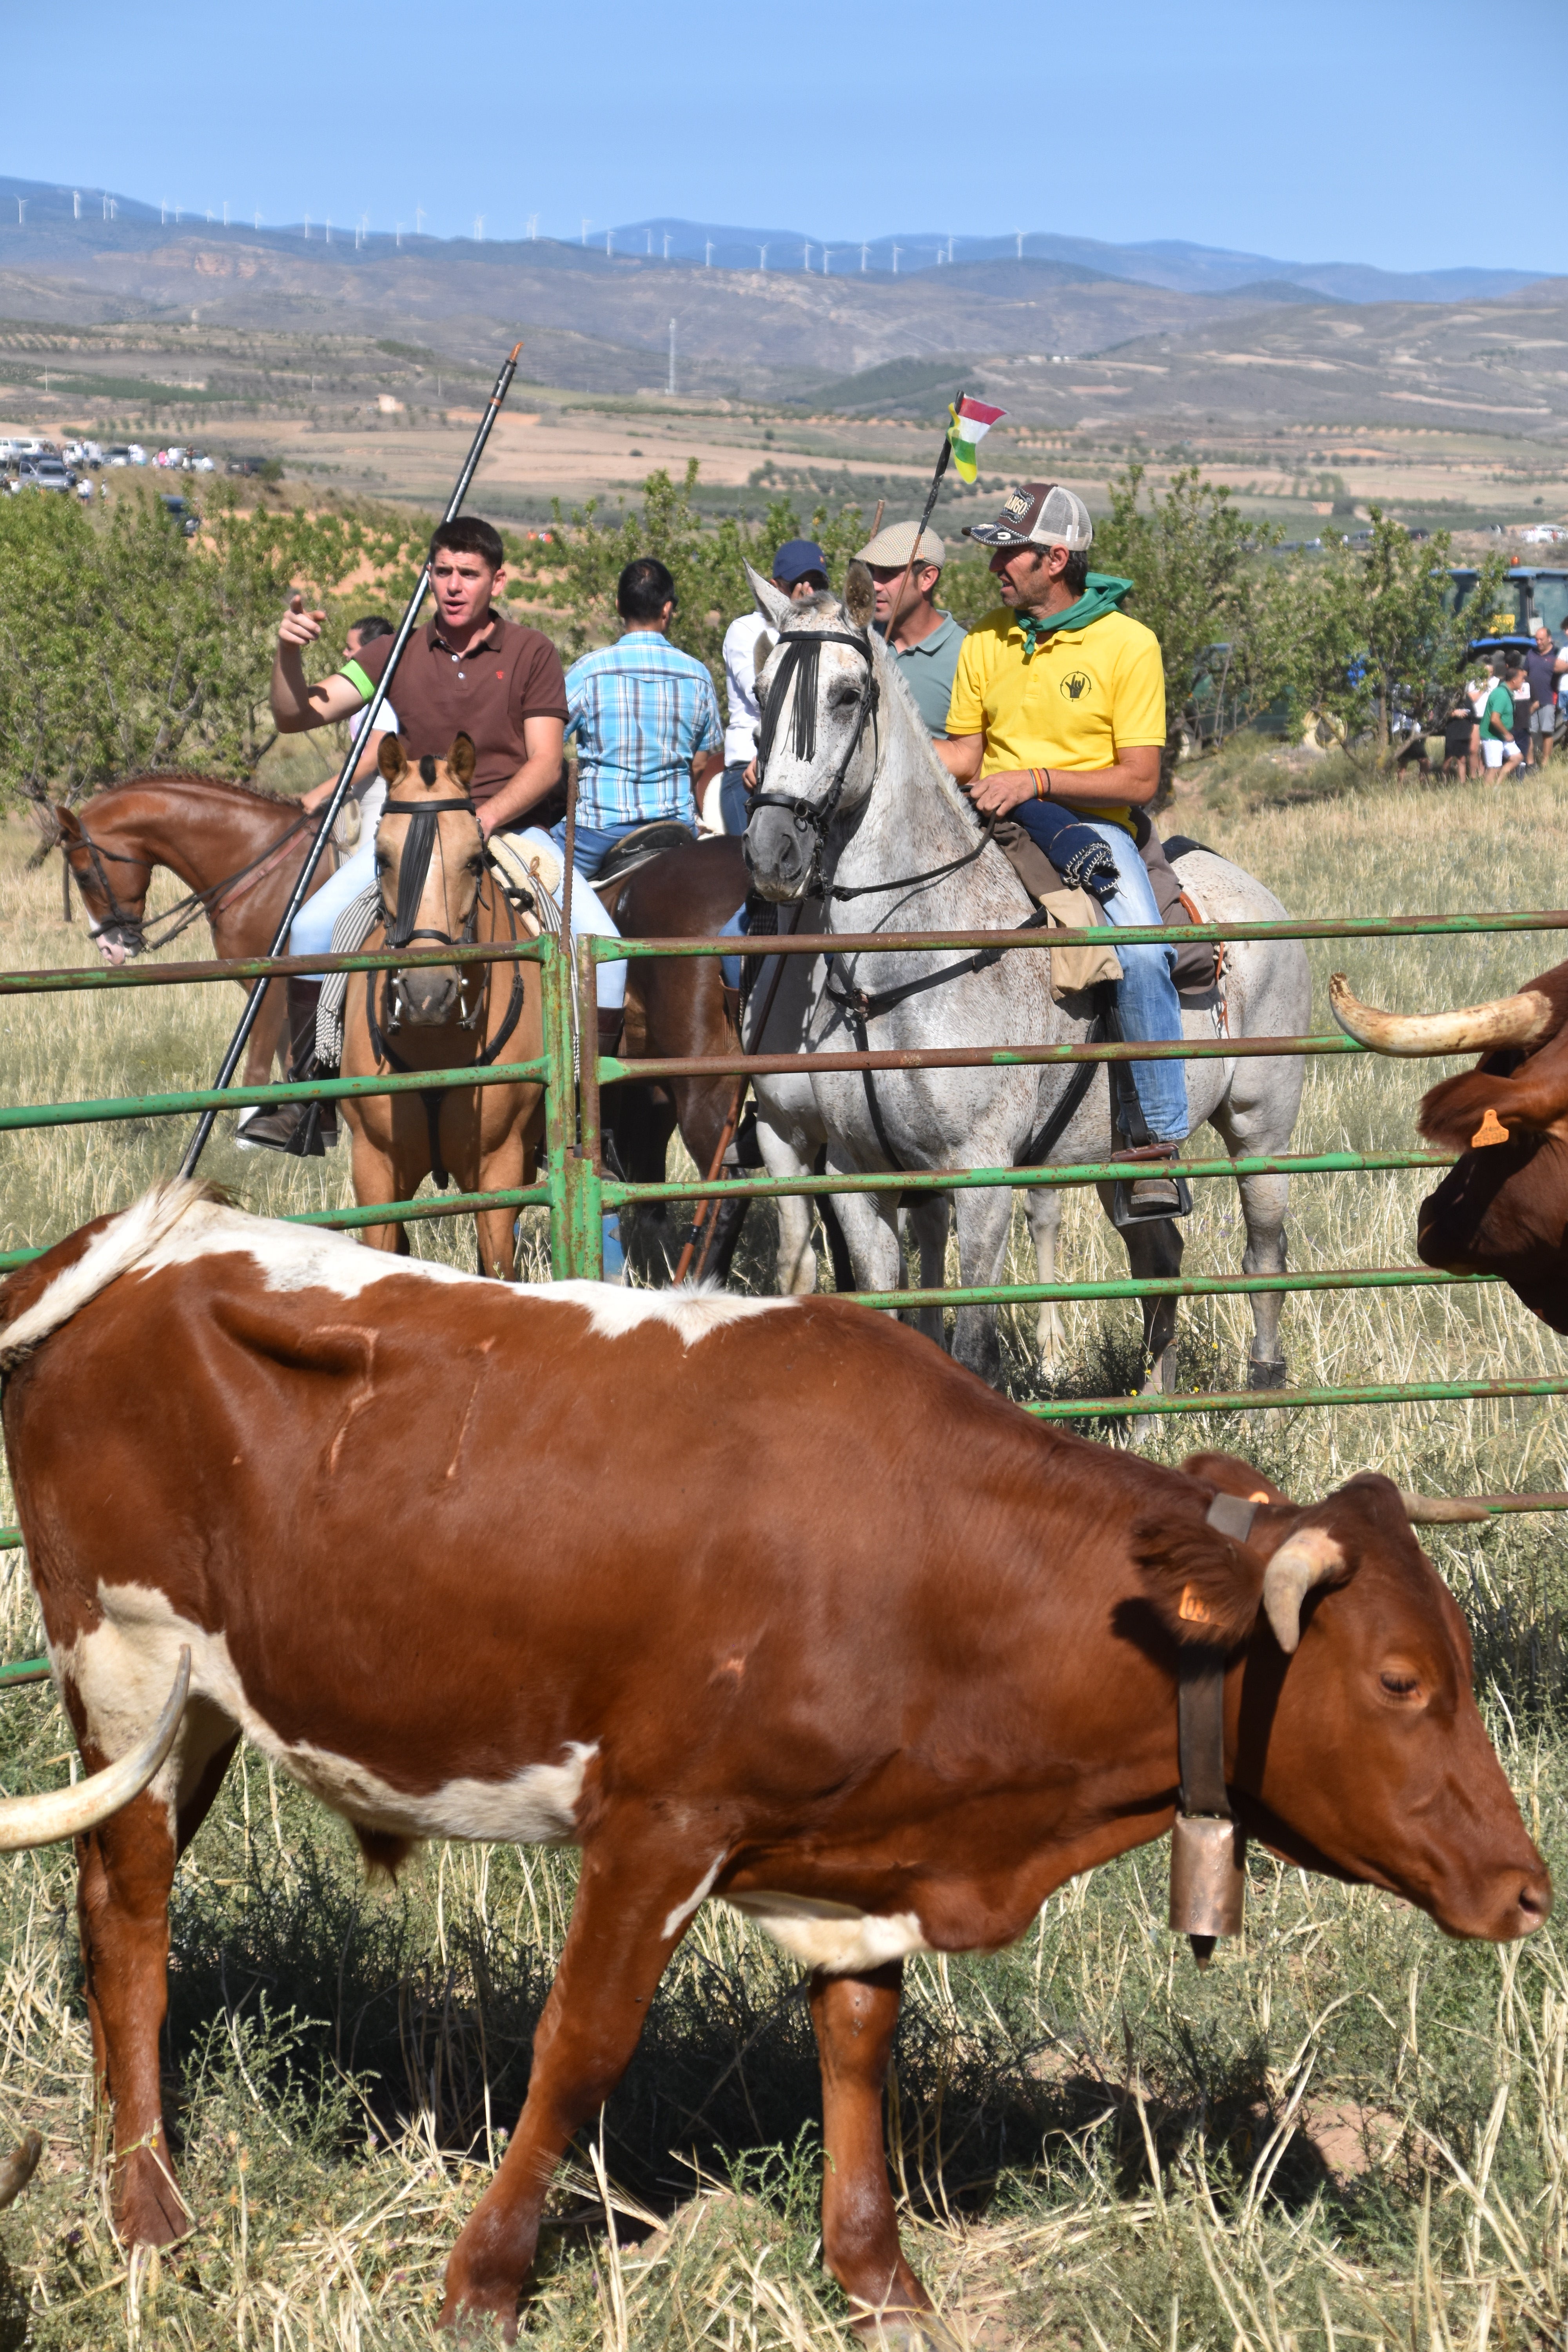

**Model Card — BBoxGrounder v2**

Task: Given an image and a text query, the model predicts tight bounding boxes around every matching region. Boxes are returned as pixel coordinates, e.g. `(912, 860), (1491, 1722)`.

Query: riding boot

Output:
(235, 979), (338, 1156)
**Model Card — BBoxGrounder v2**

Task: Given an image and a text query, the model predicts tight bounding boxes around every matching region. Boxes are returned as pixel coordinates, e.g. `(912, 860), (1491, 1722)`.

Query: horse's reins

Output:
(64, 807), (321, 956)
(364, 791), (526, 1190)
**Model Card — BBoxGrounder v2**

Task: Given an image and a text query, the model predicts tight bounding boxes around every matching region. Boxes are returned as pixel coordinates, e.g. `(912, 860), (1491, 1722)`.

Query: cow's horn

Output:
(1329, 972), (1557, 1058)
(0, 1649), (189, 1852)
(1399, 1490), (1491, 1525)
(1262, 1530), (1345, 1656)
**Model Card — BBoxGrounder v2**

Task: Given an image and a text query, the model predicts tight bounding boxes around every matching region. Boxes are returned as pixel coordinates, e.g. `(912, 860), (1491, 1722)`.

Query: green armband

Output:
(341, 657), (375, 703)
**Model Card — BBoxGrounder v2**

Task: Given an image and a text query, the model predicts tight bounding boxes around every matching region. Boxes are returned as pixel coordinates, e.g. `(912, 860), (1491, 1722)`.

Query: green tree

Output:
(510, 460), (867, 697)
(1092, 464), (1288, 760)
(1283, 511), (1510, 766)
(0, 487), (429, 812)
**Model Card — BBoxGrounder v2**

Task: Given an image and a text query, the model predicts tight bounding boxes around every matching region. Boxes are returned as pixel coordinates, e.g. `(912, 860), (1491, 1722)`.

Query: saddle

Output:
(595, 809), (701, 884)
(993, 817), (1224, 998)
(594, 818), (697, 887)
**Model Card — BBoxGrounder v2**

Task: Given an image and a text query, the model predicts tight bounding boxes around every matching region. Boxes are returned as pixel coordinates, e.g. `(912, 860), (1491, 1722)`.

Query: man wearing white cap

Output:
(853, 518), (966, 737)
(937, 479), (1189, 1214)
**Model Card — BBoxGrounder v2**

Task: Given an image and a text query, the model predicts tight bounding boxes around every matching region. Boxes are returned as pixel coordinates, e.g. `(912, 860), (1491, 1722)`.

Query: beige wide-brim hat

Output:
(854, 518), (946, 568)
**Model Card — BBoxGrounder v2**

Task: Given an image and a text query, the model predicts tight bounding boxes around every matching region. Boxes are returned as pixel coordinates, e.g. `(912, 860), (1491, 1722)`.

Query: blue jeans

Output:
(547, 817), (645, 878)
(719, 764), (751, 837)
(1088, 820), (1189, 1145)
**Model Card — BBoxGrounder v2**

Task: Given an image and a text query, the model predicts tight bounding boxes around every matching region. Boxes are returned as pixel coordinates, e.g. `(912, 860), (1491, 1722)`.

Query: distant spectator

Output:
(1526, 618), (1561, 770)
(1441, 689), (1478, 780)
(717, 539), (829, 835)
(1481, 661), (1525, 778)
(1511, 655), (1533, 761)
(853, 518), (966, 738)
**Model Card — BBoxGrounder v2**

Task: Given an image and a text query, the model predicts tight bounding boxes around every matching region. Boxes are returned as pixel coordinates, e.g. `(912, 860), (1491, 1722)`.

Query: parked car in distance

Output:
(103, 445), (134, 467)
(26, 456), (75, 494)
(1520, 523), (1568, 546)
(224, 454), (279, 478)
(159, 494), (200, 538)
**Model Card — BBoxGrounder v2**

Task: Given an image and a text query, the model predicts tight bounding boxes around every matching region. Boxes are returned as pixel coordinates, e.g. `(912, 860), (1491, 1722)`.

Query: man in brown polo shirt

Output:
(271, 515), (568, 832)
(259, 515), (571, 1157)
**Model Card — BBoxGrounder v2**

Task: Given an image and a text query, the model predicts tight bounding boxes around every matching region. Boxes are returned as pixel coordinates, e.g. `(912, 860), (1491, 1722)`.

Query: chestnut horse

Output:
(340, 736), (544, 1278)
(52, 775), (335, 1092)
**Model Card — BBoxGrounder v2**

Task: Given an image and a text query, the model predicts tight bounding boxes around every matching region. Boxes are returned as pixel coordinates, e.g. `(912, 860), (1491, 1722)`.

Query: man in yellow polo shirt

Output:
(937, 480), (1188, 1216)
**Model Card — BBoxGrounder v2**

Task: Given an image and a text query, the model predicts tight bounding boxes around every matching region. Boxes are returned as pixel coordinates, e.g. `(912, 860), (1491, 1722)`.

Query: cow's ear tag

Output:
(1177, 1585), (1212, 1624)
(1471, 1106), (1509, 1148)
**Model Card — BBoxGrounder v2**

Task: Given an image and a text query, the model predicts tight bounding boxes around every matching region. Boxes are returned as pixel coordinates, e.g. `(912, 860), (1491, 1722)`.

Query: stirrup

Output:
(1111, 1170), (1192, 1227)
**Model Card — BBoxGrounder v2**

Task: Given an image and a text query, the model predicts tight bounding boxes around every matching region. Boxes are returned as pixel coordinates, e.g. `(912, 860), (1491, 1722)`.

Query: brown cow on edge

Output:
(1332, 962), (1568, 1327)
(0, 1184), (1549, 2344)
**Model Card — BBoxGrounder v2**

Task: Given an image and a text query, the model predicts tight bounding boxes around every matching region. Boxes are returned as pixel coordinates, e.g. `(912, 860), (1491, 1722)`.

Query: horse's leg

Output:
(440, 1807), (721, 2334)
(1025, 1186), (1066, 1374)
(904, 1192), (950, 1349)
(465, 1084), (526, 1282)
(948, 1183), (1015, 1386)
(823, 1160), (904, 1304)
(1094, 1180), (1184, 1443)
(239, 975), (288, 1086)
(1208, 1089), (1292, 1389)
(345, 1107), (412, 1256)
(756, 1099), (820, 1297)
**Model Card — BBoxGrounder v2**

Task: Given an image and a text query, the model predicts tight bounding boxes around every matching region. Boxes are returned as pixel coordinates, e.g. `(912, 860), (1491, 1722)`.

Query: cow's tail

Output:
(0, 1179), (221, 1372)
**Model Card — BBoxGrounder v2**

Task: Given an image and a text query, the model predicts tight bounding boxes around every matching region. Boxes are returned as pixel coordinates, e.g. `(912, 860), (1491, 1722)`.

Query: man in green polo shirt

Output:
(854, 517), (966, 737)
(936, 480), (1189, 1214)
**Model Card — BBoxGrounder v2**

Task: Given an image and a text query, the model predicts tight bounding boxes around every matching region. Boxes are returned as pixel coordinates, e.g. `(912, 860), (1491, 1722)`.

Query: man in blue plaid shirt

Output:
(559, 557), (724, 877)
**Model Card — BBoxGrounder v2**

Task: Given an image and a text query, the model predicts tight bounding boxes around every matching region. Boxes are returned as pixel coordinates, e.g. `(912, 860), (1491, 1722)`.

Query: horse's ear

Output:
(844, 560), (875, 631)
(448, 733), (477, 788)
(378, 736), (408, 785)
(52, 805), (82, 841)
(751, 628), (775, 685)
(746, 562), (794, 631)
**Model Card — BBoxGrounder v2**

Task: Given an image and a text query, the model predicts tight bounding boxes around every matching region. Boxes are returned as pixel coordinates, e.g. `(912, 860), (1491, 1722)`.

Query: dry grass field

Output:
(0, 759), (1565, 2347)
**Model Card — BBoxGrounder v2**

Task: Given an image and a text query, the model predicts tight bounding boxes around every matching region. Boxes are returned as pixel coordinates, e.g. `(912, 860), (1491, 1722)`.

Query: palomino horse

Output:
(340, 734), (544, 1278)
(742, 561), (1313, 1396)
(52, 775), (334, 1093)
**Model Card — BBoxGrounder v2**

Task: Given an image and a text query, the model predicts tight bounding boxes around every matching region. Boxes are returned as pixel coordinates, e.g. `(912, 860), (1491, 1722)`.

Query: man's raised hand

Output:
(278, 592), (326, 650)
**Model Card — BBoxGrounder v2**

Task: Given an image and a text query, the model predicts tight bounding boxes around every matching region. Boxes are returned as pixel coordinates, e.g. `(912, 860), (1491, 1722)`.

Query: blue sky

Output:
(7, 0), (1553, 276)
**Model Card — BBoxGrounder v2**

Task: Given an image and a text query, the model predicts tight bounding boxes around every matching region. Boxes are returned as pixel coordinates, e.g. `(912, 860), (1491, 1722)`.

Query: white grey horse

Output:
(741, 564), (1312, 1398)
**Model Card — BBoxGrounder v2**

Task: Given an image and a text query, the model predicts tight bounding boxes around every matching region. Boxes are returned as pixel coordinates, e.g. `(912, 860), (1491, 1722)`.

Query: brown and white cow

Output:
(1332, 962), (1568, 1328)
(0, 1183), (1548, 2344)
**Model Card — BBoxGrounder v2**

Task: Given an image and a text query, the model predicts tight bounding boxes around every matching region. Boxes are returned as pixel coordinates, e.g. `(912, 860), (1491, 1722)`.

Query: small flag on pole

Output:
(946, 394), (1007, 482)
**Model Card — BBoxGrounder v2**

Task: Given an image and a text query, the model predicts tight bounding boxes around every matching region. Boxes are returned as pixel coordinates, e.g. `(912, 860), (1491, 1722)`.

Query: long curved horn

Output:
(1262, 1530), (1345, 1656)
(1399, 1491), (1490, 1525)
(0, 1648), (189, 1852)
(1330, 972), (1557, 1059)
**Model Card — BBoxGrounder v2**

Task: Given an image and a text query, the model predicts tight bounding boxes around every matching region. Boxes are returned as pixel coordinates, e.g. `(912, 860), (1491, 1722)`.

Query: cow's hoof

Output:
(1247, 1357), (1288, 1392)
(114, 2153), (192, 2250)
(856, 2314), (966, 2352)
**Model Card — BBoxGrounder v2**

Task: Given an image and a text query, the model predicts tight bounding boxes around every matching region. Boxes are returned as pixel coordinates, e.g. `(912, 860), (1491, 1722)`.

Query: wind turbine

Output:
(663, 230), (671, 259)
(223, 200), (230, 227)
(475, 215), (485, 242)
(396, 221), (404, 247)
(860, 242), (869, 272)
(802, 241), (812, 270)
(1014, 228), (1023, 259)
(416, 206), (426, 236)
(821, 246), (831, 275)
(526, 213), (539, 240)
(72, 191), (80, 219)
(705, 239), (713, 266)
(581, 217), (591, 245)
(757, 243), (768, 271)
(891, 244), (902, 275)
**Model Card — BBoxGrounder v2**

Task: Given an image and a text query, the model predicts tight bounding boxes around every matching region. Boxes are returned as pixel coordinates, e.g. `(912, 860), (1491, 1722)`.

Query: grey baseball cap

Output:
(965, 481), (1094, 552)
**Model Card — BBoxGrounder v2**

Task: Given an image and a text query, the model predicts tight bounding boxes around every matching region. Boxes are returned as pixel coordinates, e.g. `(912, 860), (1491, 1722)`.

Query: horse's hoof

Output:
(1247, 1357), (1288, 1391)
(855, 2313), (967, 2352)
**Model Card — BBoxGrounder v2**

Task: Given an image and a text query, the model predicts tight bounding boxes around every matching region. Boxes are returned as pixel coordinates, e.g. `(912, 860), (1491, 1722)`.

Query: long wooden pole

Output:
(878, 392), (959, 647)
(178, 340), (525, 1178)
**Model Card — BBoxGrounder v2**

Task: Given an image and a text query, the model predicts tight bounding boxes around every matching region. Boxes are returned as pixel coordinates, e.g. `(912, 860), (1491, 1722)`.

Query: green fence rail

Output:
(0, 898), (1565, 1696)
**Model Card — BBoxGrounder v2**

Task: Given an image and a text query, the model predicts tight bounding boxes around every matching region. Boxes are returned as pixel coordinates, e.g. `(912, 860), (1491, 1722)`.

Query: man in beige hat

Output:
(853, 517), (967, 737)
(937, 479), (1189, 1212)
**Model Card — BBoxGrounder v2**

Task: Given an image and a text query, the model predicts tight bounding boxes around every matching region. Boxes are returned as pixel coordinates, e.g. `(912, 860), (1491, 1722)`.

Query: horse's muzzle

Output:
(392, 967), (462, 1026)
(89, 926), (136, 967)
(743, 806), (813, 903)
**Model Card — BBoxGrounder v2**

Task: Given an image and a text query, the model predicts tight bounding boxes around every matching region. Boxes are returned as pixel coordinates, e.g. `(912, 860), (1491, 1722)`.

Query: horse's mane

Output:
(93, 771), (302, 811)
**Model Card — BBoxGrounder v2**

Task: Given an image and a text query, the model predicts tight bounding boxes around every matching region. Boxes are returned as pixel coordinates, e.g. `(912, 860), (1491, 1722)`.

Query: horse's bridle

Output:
(364, 790), (528, 1191)
(746, 621), (996, 906)
(63, 806), (318, 958)
(374, 793), (488, 1032)
(747, 626), (880, 889)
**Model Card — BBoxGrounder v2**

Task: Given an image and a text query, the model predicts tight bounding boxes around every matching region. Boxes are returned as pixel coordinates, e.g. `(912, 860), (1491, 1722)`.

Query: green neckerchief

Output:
(1017, 572), (1133, 664)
